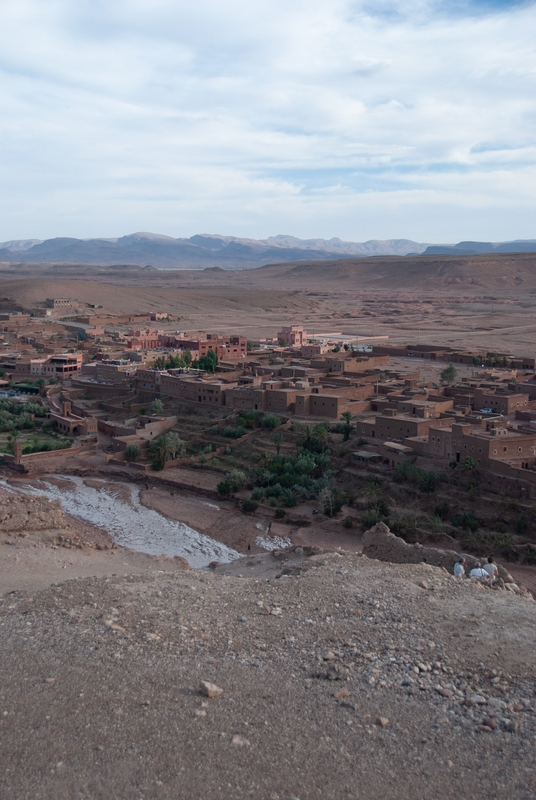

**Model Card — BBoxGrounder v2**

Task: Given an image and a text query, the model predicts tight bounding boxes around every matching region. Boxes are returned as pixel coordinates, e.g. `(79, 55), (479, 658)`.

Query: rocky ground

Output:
(1, 547), (534, 800)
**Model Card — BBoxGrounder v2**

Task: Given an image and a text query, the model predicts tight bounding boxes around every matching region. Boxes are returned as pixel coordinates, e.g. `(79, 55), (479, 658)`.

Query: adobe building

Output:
(359, 413), (452, 442)
(42, 353), (83, 379)
(277, 326), (306, 347)
(407, 420), (536, 472)
(50, 400), (98, 436)
(473, 388), (530, 415)
(45, 298), (79, 309)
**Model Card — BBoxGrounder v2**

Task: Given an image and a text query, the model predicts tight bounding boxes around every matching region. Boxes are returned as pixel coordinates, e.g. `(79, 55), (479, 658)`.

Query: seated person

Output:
(453, 557), (466, 578)
(470, 561), (489, 579)
(483, 556), (499, 581)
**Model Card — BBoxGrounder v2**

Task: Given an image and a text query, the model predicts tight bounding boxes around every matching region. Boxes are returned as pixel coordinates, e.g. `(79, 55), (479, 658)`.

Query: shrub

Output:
(251, 487), (264, 500)
(223, 426), (246, 439)
(434, 500), (451, 520)
(237, 411), (259, 429)
(362, 509), (382, 528)
(227, 469), (247, 491)
(280, 488), (298, 508)
(452, 512), (479, 532)
(241, 499), (259, 513)
(275, 508), (286, 519)
(523, 545), (536, 565)
(515, 514), (529, 535)
(343, 516), (354, 529)
(261, 413), (281, 430)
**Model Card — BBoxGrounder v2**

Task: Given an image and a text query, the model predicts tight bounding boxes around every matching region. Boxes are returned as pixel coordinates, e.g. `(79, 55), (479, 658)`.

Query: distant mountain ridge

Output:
(0, 232), (534, 268)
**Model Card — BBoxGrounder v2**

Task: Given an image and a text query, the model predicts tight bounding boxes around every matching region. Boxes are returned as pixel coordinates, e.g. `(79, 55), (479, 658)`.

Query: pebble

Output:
(376, 717), (389, 727)
(470, 695), (487, 705)
(231, 735), (251, 747)
(436, 688), (454, 698)
(239, 616), (247, 622)
(481, 717), (497, 730)
(199, 681), (224, 698)
(324, 651), (336, 661)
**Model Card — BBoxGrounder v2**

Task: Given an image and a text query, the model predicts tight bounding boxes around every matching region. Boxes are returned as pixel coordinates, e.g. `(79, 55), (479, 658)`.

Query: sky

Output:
(0, 0), (535, 243)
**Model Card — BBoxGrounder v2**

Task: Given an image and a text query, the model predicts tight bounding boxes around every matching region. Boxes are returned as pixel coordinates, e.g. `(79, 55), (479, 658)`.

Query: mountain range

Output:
(0, 232), (535, 269)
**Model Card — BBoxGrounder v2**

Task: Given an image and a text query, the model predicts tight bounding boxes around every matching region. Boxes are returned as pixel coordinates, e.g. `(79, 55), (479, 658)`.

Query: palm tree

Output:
(462, 456), (476, 471)
(150, 435), (173, 469)
(312, 425), (330, 453)
(296, 424), (314, 449)
(273, 432), (283, 456)
(341, 411), (353, 441)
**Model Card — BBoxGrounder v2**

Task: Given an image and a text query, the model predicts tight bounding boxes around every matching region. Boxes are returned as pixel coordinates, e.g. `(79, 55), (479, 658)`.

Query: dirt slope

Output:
(0, 550), (534, 800)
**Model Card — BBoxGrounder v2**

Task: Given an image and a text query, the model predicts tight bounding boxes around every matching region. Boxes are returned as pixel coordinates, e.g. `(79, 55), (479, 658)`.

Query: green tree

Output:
(167, 432), (186, 459)
(182, 349), (192, 366)
(198, 349), (218, 373)
(125, 444), (141, 462)
(273, 432), (283, 456)
(440, 363), (457, 384)
(148, 398), (164, 415)
(462, 456), (476, 471)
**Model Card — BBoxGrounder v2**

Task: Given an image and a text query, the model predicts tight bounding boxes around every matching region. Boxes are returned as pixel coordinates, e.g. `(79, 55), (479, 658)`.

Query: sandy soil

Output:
(0, 538), (189, 596)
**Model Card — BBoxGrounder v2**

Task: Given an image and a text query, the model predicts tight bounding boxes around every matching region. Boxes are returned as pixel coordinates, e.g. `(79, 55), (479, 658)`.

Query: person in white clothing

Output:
(483, 556), (499, 581)
(453, 557), (466, 578)
(470, 561), (488, 578)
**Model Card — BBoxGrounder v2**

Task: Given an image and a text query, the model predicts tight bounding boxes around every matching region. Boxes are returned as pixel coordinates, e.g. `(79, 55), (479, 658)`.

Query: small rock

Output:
(335, 690), (349, 699)
(326, 664), (349, 681)
(324, 651), (336, 661)
(436, 688), (454, 698)
(376, 717), (389, 727)
(504, 720), (518, 732)
(44, 678), (55, 684)
(470, 694), (487, 705)
(239, 616), (247, 622)
(294, 547), (304, 555)
(270, 607), (283, 616)
(104, 620), (125, 633)
(419, 581), (429, 590)
(512, 704), (524, 712)
(231, 735), (251, 747)
(199, 681), (224, 698)
(194, 709), (207, 717)
(482, 717), (497, 730)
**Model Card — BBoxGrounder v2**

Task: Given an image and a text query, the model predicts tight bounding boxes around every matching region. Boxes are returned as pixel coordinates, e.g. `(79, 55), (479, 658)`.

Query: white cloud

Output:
(0, 1), (535, 241)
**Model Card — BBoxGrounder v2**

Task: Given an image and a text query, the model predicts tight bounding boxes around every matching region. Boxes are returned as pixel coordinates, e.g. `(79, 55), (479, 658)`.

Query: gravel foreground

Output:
(0, 550), (534, 800)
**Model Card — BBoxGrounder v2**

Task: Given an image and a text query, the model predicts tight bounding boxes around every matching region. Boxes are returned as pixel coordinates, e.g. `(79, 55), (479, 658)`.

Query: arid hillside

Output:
(1, 252), (536, 353)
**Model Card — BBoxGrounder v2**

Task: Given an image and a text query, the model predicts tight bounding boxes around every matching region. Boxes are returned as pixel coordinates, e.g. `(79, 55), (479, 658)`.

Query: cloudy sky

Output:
(1, 0), (535, 243)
